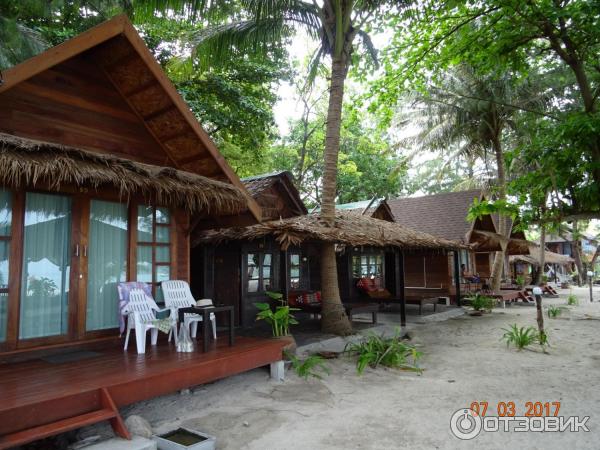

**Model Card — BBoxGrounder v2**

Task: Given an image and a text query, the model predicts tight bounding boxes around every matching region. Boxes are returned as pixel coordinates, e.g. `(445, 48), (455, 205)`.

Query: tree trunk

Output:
(319, 55), (351, 335)
(490, 136), (509, 292)
(571, 221), (585, 286)
(536, 225), (546, 285)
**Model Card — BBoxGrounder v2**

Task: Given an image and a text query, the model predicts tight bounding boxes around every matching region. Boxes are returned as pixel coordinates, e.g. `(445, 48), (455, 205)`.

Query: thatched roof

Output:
(510, 248), (574, 266)
(470, 229), (535, 255)
(0, 133), (247, 214)
(193, 211), (467, 250)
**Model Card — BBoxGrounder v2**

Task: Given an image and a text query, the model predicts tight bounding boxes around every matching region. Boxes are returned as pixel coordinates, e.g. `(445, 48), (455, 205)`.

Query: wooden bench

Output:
(293, 302), (378, 324)
(405, 297), (439, 315)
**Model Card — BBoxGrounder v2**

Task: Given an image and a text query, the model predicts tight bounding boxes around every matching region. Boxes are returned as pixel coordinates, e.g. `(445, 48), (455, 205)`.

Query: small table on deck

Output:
(178, 305), (235, 353)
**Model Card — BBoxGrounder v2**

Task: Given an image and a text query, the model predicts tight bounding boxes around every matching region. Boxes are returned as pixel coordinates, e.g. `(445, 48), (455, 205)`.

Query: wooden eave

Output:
(0, 14), (261, 223)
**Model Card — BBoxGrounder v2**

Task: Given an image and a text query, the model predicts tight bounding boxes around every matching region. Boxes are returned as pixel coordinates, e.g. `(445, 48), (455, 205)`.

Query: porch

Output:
(0, 336), (286, 449)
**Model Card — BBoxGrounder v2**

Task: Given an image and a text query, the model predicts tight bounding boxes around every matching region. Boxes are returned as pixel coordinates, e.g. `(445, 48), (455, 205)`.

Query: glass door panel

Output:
(19, 193), (72, 339)
(86, 200), (128, 331)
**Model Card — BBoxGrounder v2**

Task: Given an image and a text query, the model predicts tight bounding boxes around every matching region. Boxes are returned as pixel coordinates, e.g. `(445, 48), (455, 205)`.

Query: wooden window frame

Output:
(134, 205), (173, 301)
(245, 251), (274, 294)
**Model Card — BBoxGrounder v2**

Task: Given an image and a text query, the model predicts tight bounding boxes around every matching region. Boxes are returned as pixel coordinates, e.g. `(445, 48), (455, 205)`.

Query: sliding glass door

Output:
(85, 200), (128, 332)
(19, 193), (72, 340)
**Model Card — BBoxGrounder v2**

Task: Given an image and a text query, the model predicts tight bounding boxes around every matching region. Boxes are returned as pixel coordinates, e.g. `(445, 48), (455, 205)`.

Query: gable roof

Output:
(336, 198), (395, 222)
(0, 14), (260, 222)
(241, 171), (307, 219)
(387, 190), (487, 243)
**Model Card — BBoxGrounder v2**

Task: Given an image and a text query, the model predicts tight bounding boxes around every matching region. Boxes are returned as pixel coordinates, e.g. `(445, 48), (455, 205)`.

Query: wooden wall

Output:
(475, 252), (492, 277)
(0, 56), (169, 166)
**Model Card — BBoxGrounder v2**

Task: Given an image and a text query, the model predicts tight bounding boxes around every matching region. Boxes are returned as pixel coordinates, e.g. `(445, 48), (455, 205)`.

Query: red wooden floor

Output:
(0, 336), (286, 449)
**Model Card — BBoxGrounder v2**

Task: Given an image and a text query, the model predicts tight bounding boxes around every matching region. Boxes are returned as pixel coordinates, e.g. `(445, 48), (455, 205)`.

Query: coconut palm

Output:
(184, 0), (403, 335)
(401, 65), (549, 291)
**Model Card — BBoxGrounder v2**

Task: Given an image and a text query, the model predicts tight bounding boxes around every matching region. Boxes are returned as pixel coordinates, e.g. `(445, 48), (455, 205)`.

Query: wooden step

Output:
(0, 408), (116, 449)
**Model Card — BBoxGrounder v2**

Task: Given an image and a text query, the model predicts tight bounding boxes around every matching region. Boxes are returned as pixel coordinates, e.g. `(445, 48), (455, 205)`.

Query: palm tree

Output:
(402, 65), (549, 291)
(186, 0), (401, 335)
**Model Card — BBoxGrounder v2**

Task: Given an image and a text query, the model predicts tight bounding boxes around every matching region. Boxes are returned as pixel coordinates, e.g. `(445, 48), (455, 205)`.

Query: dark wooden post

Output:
(282, 249), (289, 305)
(395, 249), (406, 327)
(453, 251), (461, 307)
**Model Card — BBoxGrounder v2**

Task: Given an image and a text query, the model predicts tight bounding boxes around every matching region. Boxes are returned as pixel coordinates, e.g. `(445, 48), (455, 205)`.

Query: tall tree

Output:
(398, 65), (547, 291)
(378, 0), (600, 224)
(188, 0), (401, 334)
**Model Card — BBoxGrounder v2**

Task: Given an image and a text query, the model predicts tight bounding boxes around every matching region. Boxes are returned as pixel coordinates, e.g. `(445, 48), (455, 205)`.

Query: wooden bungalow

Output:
(386, 190), (530, 302)
(336, 198), (395, 222)
(0, 16), (288, 448)
(193, 174), (465, 327)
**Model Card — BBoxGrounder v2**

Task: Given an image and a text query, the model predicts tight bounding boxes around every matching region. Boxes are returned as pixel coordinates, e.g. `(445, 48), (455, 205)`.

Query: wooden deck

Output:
(0, 336), (286, 449)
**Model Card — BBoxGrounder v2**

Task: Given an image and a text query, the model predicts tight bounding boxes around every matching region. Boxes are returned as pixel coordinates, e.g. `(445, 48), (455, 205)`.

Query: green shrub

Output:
(467, 294), (496, 312)
(547, 306), (564, 318)
(567, 294), (578, 306)
(516, 275), (525, 287)
(255, 302), (299, 337)
(345, 329), (422, 375)
(285, 353), (330, 380)
(501, 324), (544, 350)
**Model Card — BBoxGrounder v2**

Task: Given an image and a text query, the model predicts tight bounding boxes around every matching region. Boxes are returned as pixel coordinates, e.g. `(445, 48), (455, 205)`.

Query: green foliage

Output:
(264, 96), (405, 207)
(285, 352), (330, 380)
(547, 306), (564, 319)
(344, 329), (422, 375)
(466, 294), (495, 312)
(501, 324), (540, 351)
(265, 291), (283, 301)
(254, 302), (299, 337)
(515, 275), (525, 287)
(567, 294), (579, 306)
(378, 0), (600, 224)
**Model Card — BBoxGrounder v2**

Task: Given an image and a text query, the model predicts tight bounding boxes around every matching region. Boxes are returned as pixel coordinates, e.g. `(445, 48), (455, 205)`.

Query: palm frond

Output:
(357, 29), (379, 68)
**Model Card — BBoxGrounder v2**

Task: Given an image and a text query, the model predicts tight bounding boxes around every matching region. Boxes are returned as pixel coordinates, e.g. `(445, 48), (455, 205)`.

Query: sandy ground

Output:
(86, 286), (600, 449)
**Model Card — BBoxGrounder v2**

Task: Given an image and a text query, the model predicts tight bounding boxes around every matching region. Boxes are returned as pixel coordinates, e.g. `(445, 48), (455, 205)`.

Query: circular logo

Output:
(450, 408), (482, 440)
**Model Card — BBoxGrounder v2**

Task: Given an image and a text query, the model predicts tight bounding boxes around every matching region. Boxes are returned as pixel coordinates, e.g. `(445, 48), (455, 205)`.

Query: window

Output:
(246, 252), (273, 293)
(352, 253), (383, 278)
(289, 252), (301, 290)
(136, 206), (171, 302)
(0, 190), (10, 342)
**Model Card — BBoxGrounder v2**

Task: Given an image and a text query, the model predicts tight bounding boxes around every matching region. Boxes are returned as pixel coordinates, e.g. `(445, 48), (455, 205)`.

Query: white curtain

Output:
(20, 193), (71, 339)
(0, 189), (10, 342)
(86, 200), (128, 331)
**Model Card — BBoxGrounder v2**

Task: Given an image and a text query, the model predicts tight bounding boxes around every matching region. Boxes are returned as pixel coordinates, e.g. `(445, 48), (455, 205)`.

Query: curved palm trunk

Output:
(490, 137), (510, 292)
(536, 225), (546, 285)
(320, 55), (352, 335)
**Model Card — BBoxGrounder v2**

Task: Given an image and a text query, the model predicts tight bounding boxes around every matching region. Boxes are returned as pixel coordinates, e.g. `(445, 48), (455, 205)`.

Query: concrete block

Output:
(270, 360), (285, 381)
(81, 436), (157, 450)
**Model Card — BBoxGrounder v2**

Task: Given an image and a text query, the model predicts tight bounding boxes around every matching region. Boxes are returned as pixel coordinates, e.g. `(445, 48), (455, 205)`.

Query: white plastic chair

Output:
(122, 288), (178, 354)
(161, 280), (216, 340)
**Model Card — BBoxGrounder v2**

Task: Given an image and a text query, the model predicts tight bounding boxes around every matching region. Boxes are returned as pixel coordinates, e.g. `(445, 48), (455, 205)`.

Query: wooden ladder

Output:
(0, 388), (130, 449)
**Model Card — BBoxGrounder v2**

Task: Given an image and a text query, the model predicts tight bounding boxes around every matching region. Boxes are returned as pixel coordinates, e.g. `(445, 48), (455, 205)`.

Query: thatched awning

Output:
(470, 229), (536, 255)
(0, 133), (248, 214)
(510, 249), (574, 266)
(193, 211), (468, 251)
